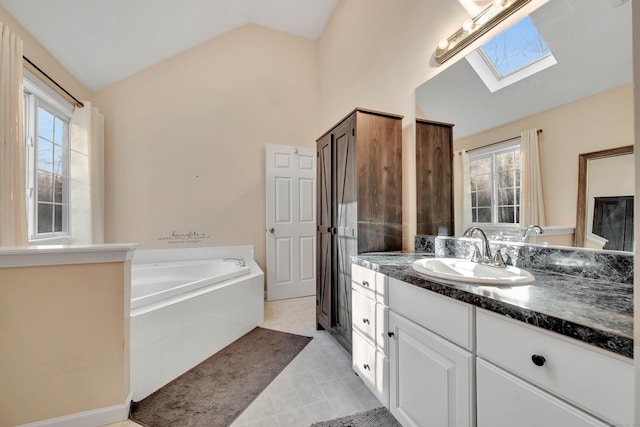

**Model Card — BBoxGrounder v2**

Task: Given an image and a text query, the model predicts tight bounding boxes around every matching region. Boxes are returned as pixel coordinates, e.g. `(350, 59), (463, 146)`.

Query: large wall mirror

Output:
(415, 0), (633, 253)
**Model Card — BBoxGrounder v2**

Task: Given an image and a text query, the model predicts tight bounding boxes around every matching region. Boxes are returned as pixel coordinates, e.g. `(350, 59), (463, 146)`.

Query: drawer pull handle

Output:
(362, 280), (370, 287)
(363, 364), (371, 371)
(388, 331), (395, 338)
(362, 318), (370, 324)
(531, 354), (546, 367)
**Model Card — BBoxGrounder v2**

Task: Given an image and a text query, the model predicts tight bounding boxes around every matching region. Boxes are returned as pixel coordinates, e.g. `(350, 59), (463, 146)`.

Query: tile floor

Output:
(103, 295), (381, 427)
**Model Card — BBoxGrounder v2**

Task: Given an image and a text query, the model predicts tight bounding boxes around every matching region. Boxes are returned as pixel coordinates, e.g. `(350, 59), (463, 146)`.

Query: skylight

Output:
(466, 16), (557, 93)
(481, 16), (551, 78)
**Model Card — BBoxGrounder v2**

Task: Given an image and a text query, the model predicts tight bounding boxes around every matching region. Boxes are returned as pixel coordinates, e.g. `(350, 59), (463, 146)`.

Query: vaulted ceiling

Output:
(0, 0), (339, 91)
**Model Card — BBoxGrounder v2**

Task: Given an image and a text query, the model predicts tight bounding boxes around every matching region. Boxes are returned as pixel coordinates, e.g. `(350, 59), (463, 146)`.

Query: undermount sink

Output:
(412, 258), (535, 285)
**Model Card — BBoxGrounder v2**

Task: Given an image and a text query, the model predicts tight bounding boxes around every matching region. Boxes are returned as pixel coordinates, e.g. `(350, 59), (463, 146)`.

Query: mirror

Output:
(576, 146), (634, 251)
(415, 0), (633, 252)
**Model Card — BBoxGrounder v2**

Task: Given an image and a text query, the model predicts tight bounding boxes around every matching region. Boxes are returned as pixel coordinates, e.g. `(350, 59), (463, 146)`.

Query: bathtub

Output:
(131, 258), (251, 309)
(129, 246), (264, 401)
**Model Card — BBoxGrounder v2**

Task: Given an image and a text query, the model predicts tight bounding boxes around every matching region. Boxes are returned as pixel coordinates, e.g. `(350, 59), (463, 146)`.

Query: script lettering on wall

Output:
(157, 230), (212, 245)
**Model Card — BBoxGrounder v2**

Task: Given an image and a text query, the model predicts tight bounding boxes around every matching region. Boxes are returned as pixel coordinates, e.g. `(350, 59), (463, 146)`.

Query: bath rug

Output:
(130, 326), (312, 427)
(310, 407), (402, 427)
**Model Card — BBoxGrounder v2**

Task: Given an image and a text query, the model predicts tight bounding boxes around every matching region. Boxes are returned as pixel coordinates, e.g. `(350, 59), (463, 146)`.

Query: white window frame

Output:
(23, 70), (74, 244)
(468, 138), (521, 231)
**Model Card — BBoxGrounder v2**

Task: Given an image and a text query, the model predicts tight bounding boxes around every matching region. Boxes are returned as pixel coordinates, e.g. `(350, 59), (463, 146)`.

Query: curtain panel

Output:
(0, 23), (27, 246)
(70, 101), (105, 244)
(453, 149), (472, 236)
(520, 128), (546, 227)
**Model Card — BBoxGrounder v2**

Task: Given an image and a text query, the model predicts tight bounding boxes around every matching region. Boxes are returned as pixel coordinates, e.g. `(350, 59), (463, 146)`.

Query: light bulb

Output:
(438, 39), (449, 50)
(462, 19), (475, 32)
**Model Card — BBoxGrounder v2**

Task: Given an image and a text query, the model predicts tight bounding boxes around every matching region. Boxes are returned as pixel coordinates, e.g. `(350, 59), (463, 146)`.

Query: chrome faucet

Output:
(523, 225), (544, 243)
(224, 256), (246, 266)
(463, 227), (492, 263)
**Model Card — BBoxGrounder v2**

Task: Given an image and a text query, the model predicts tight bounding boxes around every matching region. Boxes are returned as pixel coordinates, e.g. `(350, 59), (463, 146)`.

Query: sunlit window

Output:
(480, 16), (551, 78)
(23, 75), (72, 241)
(469, 140), (521, 225)
(465, 16), (557, 92)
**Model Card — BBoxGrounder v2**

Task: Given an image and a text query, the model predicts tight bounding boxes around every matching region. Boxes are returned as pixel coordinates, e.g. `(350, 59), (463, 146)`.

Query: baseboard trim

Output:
(18, 391), (133, 427)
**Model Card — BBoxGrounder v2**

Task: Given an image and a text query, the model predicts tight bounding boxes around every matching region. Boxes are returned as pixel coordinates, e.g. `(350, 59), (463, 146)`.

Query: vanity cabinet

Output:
(350, 263), (634, 427)
(416, 119), (454, 236)
(387, 278), (474, 427)
(476, 309), (633, 427)
(316, 108), (403, 353)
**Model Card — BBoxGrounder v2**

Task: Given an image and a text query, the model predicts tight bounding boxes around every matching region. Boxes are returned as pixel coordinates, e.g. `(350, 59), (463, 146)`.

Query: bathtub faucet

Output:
(224, 256), (246, 266)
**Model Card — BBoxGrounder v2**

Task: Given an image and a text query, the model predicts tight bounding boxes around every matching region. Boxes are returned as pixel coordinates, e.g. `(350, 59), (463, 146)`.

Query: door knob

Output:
(268, 227), (275, 233)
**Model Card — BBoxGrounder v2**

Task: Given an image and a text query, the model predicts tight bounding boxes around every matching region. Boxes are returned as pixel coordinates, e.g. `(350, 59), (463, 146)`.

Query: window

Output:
(480, 16), (551, 78)
(23, 73), (73, 242)
(465, 16), (557, 93)
(469, 140), (520, 226)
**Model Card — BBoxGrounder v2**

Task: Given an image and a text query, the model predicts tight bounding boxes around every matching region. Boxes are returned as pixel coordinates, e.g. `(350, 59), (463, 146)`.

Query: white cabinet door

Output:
(388, 311), (473, 427)
(477, 359), (609, 427)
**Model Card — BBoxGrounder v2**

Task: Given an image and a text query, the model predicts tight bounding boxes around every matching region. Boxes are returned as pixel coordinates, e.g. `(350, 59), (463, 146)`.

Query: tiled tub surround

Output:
(352, 249), (633, 358)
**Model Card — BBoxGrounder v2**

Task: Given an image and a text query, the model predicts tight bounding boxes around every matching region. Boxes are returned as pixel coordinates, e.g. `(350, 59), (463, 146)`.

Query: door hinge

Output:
(352, 128), (355, 136)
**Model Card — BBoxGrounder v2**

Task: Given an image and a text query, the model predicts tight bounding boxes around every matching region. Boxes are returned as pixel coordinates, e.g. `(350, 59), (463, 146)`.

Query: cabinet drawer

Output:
(477, 309), (633, 426)
(352, 288), (376, 342)
(352, 329), (388, 406)
(352, 264), (389, 304)
(477, 359), (609, 427)
(352, 264), (376, 299)
(388, 277), (473, 350)
(352, 288), (388, 353)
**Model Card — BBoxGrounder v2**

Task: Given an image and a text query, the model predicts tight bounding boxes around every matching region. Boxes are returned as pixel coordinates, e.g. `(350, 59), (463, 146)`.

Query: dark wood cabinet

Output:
(316, 108), (403, 353)
(416, 119), (454, 236)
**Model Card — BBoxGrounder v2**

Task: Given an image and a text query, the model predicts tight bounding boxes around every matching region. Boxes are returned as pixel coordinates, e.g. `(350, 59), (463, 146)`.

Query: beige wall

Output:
(0, 262), (129, 426)
(317, 0), (546, 249)
(454, 84), (634, 229)
(0, 5), (90, 104)
(93, 23), (319, 275)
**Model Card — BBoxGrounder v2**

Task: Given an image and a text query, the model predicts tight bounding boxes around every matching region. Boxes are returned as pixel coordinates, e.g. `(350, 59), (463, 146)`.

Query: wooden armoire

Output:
(416, 118), (454, 236)
(316, 108), (403, 353)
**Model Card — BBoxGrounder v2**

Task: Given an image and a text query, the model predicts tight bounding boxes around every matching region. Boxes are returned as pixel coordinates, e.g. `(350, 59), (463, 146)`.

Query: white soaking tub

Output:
(129, 246), (264, 401)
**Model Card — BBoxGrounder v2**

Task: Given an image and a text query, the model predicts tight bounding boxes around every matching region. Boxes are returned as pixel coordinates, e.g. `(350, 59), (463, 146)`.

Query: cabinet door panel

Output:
(416, 119), (453, 236)
(316, 135), (332, 330)
(477, 359), (609, 427)
(389, 311), (473, 427)
(333, 118), (356, 349)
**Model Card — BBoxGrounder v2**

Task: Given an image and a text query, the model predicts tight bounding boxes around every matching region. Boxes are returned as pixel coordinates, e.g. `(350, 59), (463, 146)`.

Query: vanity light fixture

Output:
(435, 0), (531, 65)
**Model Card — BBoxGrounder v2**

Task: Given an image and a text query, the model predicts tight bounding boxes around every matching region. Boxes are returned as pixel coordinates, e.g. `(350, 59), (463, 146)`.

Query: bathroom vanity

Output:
(350, 251), (633, 427)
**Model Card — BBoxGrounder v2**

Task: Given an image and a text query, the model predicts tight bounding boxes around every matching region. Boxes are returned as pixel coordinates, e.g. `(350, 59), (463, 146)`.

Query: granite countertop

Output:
(352, 252), (633, 359)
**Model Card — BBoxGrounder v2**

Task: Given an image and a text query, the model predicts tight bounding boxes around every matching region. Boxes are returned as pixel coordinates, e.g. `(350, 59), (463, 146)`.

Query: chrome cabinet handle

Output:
(363, 364), (371, 371)
(362, 318), (370, 324)
(268, 227), (275, 233)
(388, 331), (395, 338)
(362, 280), (370, 287)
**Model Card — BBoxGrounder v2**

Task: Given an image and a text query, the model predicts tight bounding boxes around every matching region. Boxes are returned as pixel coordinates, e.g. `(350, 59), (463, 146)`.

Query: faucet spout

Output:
(463, 227), (492, 263)
(523, 225), (544, 243)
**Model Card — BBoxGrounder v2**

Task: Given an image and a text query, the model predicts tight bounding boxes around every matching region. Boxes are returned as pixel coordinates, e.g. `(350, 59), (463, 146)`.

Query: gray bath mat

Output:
(310, 407), (402, 427)
(130, 326), (312, 427)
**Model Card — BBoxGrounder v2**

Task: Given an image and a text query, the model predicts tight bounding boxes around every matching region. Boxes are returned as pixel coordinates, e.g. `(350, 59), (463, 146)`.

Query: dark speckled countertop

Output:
(352, 252), (633, 358)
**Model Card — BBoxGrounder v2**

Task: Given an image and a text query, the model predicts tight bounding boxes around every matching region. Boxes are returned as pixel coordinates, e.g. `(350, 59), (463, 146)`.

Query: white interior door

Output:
(266, 144), (316, 301)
